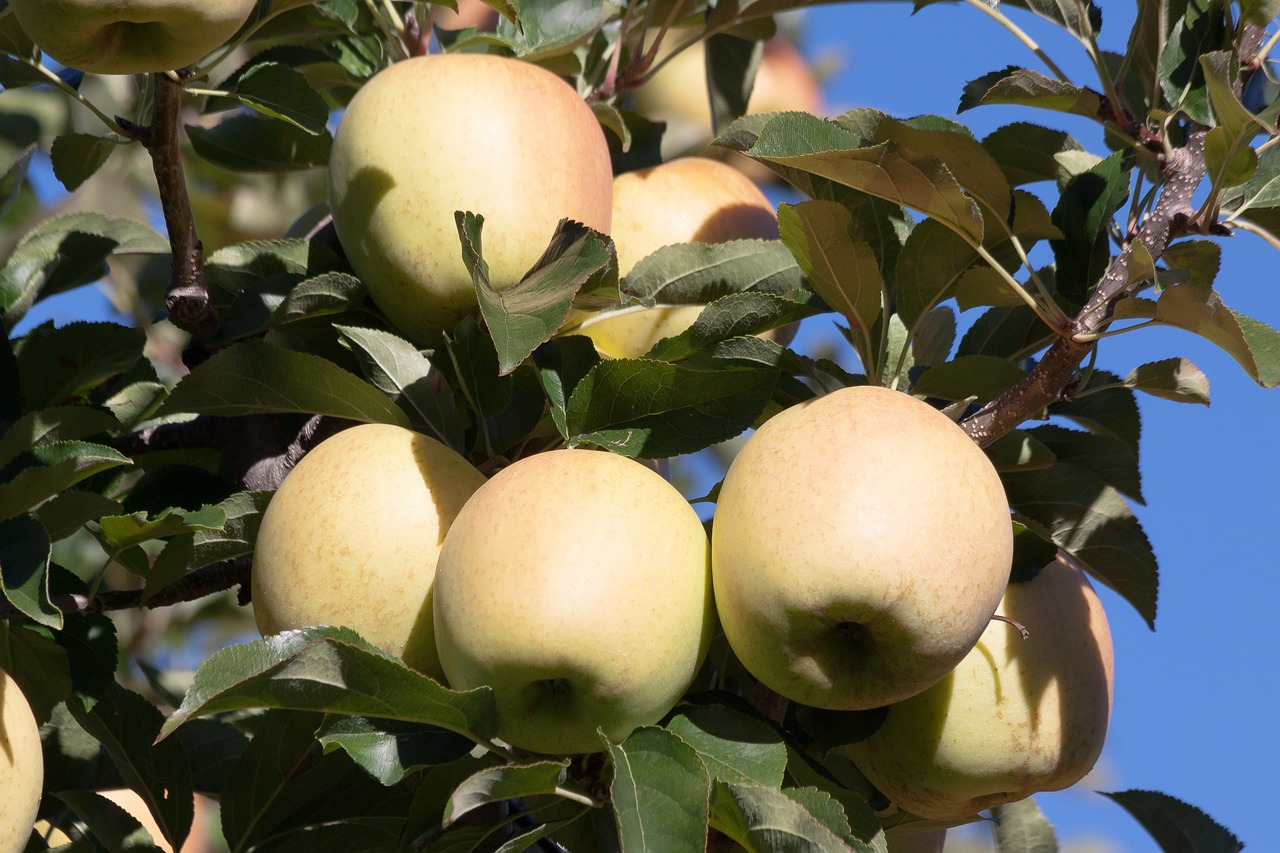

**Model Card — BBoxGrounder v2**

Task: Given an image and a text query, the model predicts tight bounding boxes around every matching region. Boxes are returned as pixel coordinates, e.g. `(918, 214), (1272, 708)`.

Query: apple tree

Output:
(0, 0), (1277, 851)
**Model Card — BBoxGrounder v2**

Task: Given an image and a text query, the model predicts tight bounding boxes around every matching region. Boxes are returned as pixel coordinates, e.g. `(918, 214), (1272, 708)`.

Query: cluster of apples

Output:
(259, 49), (1117, 824)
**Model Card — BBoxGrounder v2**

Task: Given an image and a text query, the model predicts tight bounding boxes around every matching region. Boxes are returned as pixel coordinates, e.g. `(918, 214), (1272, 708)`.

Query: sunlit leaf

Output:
(609, 727), (711, 853)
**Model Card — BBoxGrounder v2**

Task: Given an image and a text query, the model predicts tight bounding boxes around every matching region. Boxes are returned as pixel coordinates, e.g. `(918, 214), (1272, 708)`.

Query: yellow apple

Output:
(574, 156), (779, 359)
(1, 669), (42, 853)
(711, 385), (1013, 710)
(328, 53), (614, 342)
(432, 449), (713, 754)
(632, 36), (824, 160)
(843, 554), (1114, 821)
(8, 0), (256, 75)
(252, 423), (486, 681)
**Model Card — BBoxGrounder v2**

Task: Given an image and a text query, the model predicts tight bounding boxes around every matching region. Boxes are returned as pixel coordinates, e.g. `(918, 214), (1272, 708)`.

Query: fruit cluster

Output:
(252, 49), (1116, 826)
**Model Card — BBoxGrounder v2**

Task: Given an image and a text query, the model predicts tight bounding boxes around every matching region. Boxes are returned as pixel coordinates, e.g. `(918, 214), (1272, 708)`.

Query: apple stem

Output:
(993, 614), (1030, 640)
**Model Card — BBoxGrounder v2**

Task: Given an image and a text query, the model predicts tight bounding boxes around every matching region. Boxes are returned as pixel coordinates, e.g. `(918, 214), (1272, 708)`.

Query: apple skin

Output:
(9, 0), (257, 75)
(711, 385), (1013, 711)
(252, 423), (486, 681)
(432, 449), (713, 754)
(328, 53), (613, 343)
(575, 156), (779, 359)
(0, 669), (42, 853)
(842, 555), (1114, 821)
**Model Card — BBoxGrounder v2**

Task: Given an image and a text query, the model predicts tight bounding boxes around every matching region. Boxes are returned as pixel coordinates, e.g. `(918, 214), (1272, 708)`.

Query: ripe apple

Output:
(252, 423), (486, 681)
(711, 385), (1013, 710)
(8, 0), (257, 75)
(574, 156), (779, 359)
(328, 53), (613, 343)
(842, 555), (1114, 821)
(0, 669), (42, 853)
(432, 449), (713, 754)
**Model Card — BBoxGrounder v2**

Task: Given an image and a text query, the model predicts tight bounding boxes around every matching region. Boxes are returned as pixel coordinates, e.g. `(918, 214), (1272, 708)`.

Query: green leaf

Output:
(71, 685), (195, 851)
(49, 133), (123, 192)
(1004, 464), (1158, 628)
(894, 218), (978, 333)
(0, 622), (72, 723)
(0, 144), (35, 220)
(957, 305), (1056, 361)
(0, 405), (120, 470)
(170, 718), (250, 795)
(0, 515), (58, 627)
(986, 430), (1057, 473)
(534, 334), (601, 439)
(710, 781), (865, 852)
(471, 216), (614, 374)
(15, 321), (145, 409)
(912, 355), (1028, 403)
(187, 114), (333, 172)
(566, 360), (777, 458)
(1159, 0), (1230, 124)
(232, 61), (330, 134)
(625, 239), (806, 304)
(0, 213), (168, 329)
(335, 325), (464, 450)
(1101, 789), (1244, 853)
(205, 238), (346, 295)
(1112, 284), (1280, 387)
(316, 715), (475, 786)
(1027, 424), (1143, 503)
(47, 572), (118, 712)
(268, 271), (367, 326)
(159, 626), (498, 745)
(777, 201), (883, 331)
(145, 490), (270, 602)
(1051, 370), (1142, 455)
(609, 727), (711, 853)
(735, 112), (984, 243)
(33, 491), (122, 541)
(444, 760), (572, 825)
(1124, 358), (1211, 404)
(665, 703), (787, 788)
(981, 122), (1085, 187)
(0, 441), (131, 523)
(1051, 151), (1130, 306)
(992, 796), (1059, 852)
(644, 292), (823, 363)
(159, 338), (409, 425)
(960, 67), (1103, 121)
(97, 504), (225, 557)
(1161, 240), (1222, 287)
(1239, 0), (1280, 25)
(53, 790), (157, 850)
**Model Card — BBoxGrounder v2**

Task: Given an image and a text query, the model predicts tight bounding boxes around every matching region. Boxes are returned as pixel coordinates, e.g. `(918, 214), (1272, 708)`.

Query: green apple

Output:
(711, 385), (1013, 710)
(843, 554), (1114, 821)
(9, 0), (257, 75)
(328, 53), (614, 343)
(252, 423), (486, 681)
(0, 669), (42, 853)
(574, 156), (779, 359)
(432, 449), (713, 754)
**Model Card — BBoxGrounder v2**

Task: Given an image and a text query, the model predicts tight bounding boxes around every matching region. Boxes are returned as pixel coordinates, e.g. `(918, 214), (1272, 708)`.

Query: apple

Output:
(886, 828), (946, 853)
(252, 423), (486, 681)
(711, 385), (1013, 710)
(433, 0), (500, 31)
(632, 36), (824, 161)
(842, 554), (1114, 821)
(432, 449), (713, 754)
(574, 156), (780, 359)
(328, 53), (613, 343)
(8, 0), (257, 75)
(0, 669), (42, 853)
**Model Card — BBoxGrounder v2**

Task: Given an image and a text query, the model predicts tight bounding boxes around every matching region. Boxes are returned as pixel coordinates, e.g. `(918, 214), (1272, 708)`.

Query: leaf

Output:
(170, 718), (250, 795)
(566, 360), (777, 458)
(981, 122), (1085, 187)
(316, 715), (475, 786)
(0, 515), (58, 627)
(0, 144), (34, 220)
(992, 797), (1059, 852)
(145, 490), (271, 602)
(912, 355), (1028, 403)
(1112, 284), (1280, 387)
(1100, 790), (1244, 853)
(1159, 0), (1230, 124)
(335, 325), (464, 450)
(0, 213), (168, 329)
(960, 67), (1103, 121)
(777, 201), (883, 331)
(534, 334), (601, 439)
(1239, 0), (1280, 25)
(53, 790), (157, 850)
(159, 626), (498, 745)
(205, 238), (346, 295)
(0, 406), (120, 470)
(664, 703), (788, 788)
(97, 504), (226, 558)
(159, 338), (409, 425)
(49, 133), (123, 192)
(894, 218), (979, 333)
(626, 239), (807, 304)
(1003, 464), (1158, 628)
(232, 61), (330, 134)
(1051, 370), (1142, 455)
(272, 271), (367, 324)
(709, 781), (862, 852)
(1051, 151), (1130, 306)
(735, 112), (984, 242)
(471, 216), (614, 374)
(1026, 423), (1143, 503)
(34, 491), (122, 541)
(1124, 358), (1211, 404)
(48, 573), (118, 712)
(186, 114), (333, 172)
(0, 622), (72, 723)
(71, 685), (195, 851)
(0, 441), (131, 523)
(644, 292), (823, 363)
(15, 321), (146, 409)
(443, 760), (571, 825)
(986, 430), (1057, 473)
(609, 727), (711, 853)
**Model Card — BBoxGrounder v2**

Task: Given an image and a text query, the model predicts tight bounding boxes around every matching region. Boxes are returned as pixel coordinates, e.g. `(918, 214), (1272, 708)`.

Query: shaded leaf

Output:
(710, 781), (863, 852)
(232, 61), (330, 134)
(317, 715), (475, 786)
(992, 797), (1059, 852)
(444, 761), (571, 825)
(0, 622), (72, 723)
(0, 515), (57, 627)
(1124, 358), (1210, 404)
(187, 114), (333, 172)
(49, 133), (123, 192)
(1101, 790), (1243, 853)
(778, 200), (883, 331)
(0, 405), (120, 470)
(913, 355), (1028, 403)
(15, 321), (145, 409)
(145, 490), (270, 602)
(961, 67), (1103, 121)
(0, 441), (131, 523)
(982, 122), (1085, 186)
